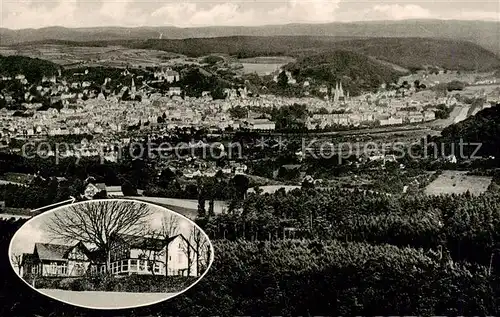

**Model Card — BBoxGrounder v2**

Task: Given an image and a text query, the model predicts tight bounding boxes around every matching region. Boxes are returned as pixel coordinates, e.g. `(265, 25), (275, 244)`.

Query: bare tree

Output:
(191, 227), (204, 276)
(181, 233), (196, 276)
(160, 213), (179, 276)
(199, 230), (213, 275)
(11, 253), (22, 275)
(139, 231), (166, 276)
(141, 213), (179, 276)
(186, 226), (211, 276)
(46, 200), (152, 273)
(202, 240), (212, 273)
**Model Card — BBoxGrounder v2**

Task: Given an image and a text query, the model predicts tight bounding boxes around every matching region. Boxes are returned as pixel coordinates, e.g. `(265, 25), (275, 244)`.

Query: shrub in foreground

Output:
(25, 274), (197, 293)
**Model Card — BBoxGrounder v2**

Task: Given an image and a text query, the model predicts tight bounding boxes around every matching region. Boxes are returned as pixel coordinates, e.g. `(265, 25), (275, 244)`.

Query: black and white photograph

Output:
(0, 0), (500, 315)
(9, 199), (213, 309)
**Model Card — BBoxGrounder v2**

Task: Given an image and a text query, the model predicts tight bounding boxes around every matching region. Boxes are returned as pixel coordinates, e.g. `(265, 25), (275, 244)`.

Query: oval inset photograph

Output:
(8, 199), (214, 310)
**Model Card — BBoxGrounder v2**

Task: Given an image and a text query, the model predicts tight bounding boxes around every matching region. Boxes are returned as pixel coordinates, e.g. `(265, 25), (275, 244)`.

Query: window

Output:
(169, 256), (171, 261)
(116, 262), (122, 273)
(50, 262), (64, 275)
(130, 259), (137, 271)
(57, 263), (67, 275)
(122, 260), (128, 272)
(69, 248), (86, 261)
(154, 263), (160, 273)
(178, 243), (182, 248)
(139, 260), (145, 271)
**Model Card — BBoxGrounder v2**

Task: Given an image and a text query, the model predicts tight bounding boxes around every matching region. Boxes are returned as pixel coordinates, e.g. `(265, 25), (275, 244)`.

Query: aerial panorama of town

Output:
(2, 14), (500, 316)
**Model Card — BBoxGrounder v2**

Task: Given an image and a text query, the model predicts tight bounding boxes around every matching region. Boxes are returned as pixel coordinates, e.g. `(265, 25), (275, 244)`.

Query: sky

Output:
(0, 0), (499, 29)
(9, 200), (196, 257)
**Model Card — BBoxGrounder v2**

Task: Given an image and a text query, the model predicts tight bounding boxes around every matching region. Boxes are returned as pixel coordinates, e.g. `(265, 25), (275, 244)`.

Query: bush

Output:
(25, 274), (197, 293)
(25, 276), (62, 289)
(60, 278), (93, 291)
(58, 278), (76, 290)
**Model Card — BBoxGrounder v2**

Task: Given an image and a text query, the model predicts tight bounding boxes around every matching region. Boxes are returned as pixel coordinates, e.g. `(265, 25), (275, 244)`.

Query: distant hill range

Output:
(6, 36), (500, 72)
(1, 20), (500, 72)
(1, 20), (499, 55)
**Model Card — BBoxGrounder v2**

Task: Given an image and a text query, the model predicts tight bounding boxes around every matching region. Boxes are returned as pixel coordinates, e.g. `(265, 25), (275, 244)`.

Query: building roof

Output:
(34, 242), (73, 261)
(248, 118), (274, 124)
(94, 183), (107, 191)
(34, 241), (91, 262)
(21, 253), (38, 266)
(106, 186), (123, 193)
(113, 233), (181, 251)
(281, 164), (302, 170)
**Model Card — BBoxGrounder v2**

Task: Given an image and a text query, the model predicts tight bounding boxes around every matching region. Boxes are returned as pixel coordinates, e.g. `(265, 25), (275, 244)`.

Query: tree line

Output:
(197, 187), (500, 268)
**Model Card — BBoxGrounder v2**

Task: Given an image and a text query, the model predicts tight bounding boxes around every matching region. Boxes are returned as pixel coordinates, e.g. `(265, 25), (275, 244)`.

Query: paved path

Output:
(38, 289), (178, 309)
(128, 196), (228, 218)
(426, 104), (470, 130)
(454, 105), (470, 124)
(0, 180), (28, 186)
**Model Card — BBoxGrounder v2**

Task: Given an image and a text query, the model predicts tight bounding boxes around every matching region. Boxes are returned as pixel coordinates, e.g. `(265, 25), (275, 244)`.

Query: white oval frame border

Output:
(8, 198), (215, 310)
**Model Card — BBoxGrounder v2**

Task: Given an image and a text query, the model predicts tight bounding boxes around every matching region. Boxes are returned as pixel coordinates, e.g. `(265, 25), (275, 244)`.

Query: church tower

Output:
(130, 78), (137, 100)
(131, 78), (136, 94)
(338, 82), (346, 103)
(333, 82), (339, 103)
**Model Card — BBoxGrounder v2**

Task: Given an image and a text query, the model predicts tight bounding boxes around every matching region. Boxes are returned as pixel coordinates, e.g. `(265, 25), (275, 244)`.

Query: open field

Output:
(238, 56), (295, 75)
(239, 56), (296, 64)
(240, 63), (283, 75)
(424, 170), (492, 196)
(0, 44), (183, 68)
(126, 196), (228, 219)
(0, 172), (34, 185)
(38, 289), (177, 309)
(460, 84), (500, 97)
(247, 185), (301, 195)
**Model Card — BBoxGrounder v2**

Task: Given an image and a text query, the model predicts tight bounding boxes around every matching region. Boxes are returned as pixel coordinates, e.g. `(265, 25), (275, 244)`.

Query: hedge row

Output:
(23, 274), (197, 293)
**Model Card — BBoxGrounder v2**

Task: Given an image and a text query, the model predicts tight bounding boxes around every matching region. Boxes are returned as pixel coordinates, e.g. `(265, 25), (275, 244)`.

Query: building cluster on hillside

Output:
(160, 159), (248, 179)
(3, 66), (500, 148)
